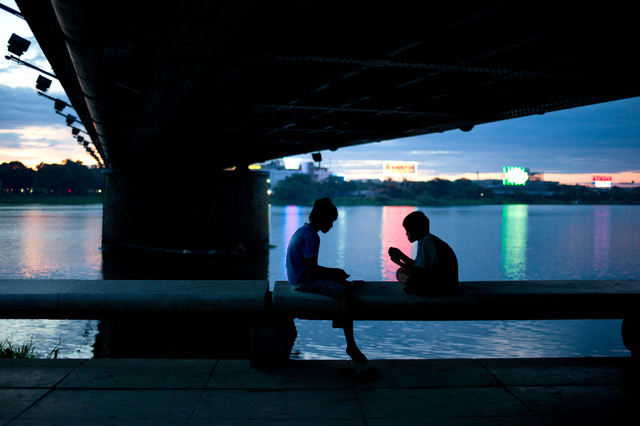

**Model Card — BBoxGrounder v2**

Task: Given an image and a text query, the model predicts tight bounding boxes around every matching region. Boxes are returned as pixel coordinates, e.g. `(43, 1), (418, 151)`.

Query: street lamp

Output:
(37, 90), (72, 112)
(36, 75), (51, 92)
(4, 30), (103, 167)
(5, 33), (57, 79)
(7, 33), (29, 56)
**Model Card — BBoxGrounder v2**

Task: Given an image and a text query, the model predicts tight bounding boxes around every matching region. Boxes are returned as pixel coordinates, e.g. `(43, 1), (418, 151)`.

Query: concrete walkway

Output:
(1, 357), (637, 425)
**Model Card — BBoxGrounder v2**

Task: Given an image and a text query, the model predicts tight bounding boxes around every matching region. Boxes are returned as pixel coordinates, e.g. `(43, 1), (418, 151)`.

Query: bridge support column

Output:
(102, 168), (269, 253)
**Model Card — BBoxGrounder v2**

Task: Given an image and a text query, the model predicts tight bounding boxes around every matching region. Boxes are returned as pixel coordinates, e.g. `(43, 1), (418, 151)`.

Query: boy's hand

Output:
(332, 268), (350, 280)
(388, 247), (402, 261)
(326, 268), (349, 283)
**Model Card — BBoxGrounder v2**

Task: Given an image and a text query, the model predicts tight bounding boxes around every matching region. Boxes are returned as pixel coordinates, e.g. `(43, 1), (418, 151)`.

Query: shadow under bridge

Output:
(14, 0), (640, 252)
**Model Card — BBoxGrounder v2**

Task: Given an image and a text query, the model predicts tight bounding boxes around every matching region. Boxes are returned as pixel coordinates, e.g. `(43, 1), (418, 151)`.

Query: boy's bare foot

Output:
(346, 345), (368, 365)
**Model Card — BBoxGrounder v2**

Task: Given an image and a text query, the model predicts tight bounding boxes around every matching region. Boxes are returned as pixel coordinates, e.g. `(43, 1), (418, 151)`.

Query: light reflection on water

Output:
(1, 204), (638, 359)
(380, 206), (415, 281)
(293, 319), (628, 361)
(0, 205), (102, 358)
(501, 205), (527, 280)
(593, 205), (610, 277)
(2, 319), (98, 359)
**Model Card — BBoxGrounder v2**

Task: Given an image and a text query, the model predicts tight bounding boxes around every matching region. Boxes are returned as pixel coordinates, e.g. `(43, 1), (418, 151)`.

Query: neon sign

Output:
(283, 157), (302, 170)
(503, 166), (529, 186)
(593, 176), (612, 188)
(383, 161), (418, 175)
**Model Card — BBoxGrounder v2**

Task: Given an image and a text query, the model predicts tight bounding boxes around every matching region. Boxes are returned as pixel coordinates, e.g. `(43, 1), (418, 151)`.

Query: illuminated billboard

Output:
(593, 176), (612, 188)
(503, 166), (529, 186)
(283, 157), (302, 170)
(383, 161), (418, 176)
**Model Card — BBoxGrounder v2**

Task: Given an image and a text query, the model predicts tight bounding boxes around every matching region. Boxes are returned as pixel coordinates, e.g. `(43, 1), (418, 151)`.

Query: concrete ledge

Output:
(3, 279), (639, 366)
(3, 279), (639, 322)
(271, 280), (640, 321)
(0, 280), (269, 319)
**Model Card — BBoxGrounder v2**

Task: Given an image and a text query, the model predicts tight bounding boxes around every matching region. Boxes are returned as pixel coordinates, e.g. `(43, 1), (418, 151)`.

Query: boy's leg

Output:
(298, 279), (368, 365)
(340, 290), (368, 365)
(396, 267), (410, 284)
(397, 267), (432, 294)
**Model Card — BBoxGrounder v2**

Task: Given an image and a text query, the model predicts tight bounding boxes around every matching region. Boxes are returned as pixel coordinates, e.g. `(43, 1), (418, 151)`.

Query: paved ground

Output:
(1, 357), (637, 425)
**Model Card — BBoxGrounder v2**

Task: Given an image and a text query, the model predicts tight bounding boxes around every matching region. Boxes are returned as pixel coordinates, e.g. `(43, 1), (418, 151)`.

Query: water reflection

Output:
(282, 205), (303, 248)
(13, 206), (102, 279)
(501, 205), (528, 280)
(1, 319), (98, 359)
(380, 206), (415, 281)
(293, 319), (629, 360)
(276, 205), (304, 284)
(18, 209), (45, 277)
(0, 205), (103, 358)
(334, 207), (348, 271)
(593, 205), (610, 277)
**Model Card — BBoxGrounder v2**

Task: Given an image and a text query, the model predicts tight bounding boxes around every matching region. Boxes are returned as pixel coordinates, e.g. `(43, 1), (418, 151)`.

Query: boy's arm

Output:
(388, 247), (415, 268)
(304, 257), (350, 283)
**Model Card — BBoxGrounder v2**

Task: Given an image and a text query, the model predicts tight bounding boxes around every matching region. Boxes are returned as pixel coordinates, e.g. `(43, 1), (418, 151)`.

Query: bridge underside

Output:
(16, 0), (640, 171)
(14, 1), (640, 252)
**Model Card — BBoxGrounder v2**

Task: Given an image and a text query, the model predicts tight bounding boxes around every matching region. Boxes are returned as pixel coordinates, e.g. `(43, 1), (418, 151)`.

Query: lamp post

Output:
(5, 32), (103, 167)
(5, 33), (58, 79)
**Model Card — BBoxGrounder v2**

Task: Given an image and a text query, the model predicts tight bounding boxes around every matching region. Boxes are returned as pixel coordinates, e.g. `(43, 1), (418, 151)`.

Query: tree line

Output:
(271, 173), (640, 205)
(0, 160), (103, 196)
(3, 160), (639, 205)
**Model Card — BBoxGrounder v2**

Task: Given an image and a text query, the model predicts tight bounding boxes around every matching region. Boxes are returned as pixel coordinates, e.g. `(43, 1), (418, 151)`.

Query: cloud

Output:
(0, 131), (22, 149)
(0, 86), (91, 167)
(0, 86), (43, 122)
(0, 125), (72, 151)
(0, 84), (66, 128)
(323, 97), (640, 179)
(0, 126), (91, 168)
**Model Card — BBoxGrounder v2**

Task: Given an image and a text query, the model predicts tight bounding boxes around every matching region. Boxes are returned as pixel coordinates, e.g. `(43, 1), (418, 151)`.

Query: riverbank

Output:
(270, 197), (638, 207)
(330, 197), (564, 206)
(271, 174), (640, 206)
(1, 194), (636, 207)
(0, 195), (103, 205)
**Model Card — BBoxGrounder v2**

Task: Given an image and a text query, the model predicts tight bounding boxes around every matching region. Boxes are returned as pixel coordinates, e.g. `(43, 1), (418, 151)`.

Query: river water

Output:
(1, 203), (637, 359)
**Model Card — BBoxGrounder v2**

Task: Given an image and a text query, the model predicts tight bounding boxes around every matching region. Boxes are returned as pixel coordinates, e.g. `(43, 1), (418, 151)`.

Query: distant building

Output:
(529, 171), (544, 182)
(476, 176), (558, 197)
(589, 176), (640, 189)
(612, 182), (640, 189)
(256, 158), (332, 191)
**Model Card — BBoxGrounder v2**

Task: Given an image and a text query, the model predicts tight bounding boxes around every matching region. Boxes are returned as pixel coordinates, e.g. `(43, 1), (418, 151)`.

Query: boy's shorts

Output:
(294, 278), (345, 300)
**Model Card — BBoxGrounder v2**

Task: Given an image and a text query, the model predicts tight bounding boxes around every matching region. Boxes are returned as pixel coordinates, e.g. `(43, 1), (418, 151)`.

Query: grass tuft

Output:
(0, 334), (64, 359)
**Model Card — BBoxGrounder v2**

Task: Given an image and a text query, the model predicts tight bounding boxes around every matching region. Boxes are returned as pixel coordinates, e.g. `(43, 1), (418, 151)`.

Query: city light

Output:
(503, 166), (529, 186)
(283, 157), (302, 170)
(593, 176), (612, 188)
(383, 161), (418, 179)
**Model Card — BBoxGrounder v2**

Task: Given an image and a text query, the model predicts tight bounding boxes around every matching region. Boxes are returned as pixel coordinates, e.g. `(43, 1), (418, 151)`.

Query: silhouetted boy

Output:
(388, 211), (458, 296)
(286, 198), (367, 365)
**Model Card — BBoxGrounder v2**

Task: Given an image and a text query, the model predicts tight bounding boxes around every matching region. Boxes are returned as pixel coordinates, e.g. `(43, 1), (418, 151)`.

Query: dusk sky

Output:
(2, 2), (639, 185)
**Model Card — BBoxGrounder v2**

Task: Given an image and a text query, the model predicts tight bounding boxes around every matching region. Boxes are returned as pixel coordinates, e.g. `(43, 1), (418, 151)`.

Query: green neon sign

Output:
(503, 166), (529, 186)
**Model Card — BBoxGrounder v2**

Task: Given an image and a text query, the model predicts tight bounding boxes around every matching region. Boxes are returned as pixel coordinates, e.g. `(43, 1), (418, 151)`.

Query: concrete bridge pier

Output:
(99, 169), (269, 358)
(102, 168), (270, 254)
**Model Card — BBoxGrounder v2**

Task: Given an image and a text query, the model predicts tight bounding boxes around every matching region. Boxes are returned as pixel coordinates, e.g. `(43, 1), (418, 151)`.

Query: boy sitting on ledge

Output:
(389, 211), (458, 296)
(286, 198), (368, 365)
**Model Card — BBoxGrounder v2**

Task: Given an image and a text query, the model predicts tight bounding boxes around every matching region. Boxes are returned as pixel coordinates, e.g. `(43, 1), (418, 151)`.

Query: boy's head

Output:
(309, 198), (338, 233)
(402, 211), (430, 242)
